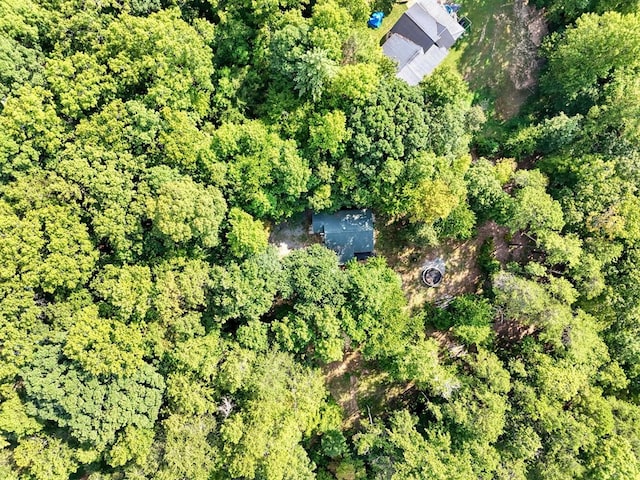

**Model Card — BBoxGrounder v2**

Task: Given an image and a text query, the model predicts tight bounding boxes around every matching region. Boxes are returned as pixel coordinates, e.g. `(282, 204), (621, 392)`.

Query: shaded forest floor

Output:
(377, 220), (528, 310)
(323, 350), (415, 430)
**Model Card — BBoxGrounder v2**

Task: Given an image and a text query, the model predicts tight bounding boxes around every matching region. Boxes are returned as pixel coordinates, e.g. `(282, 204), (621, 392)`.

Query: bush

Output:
(435, 203), (477, 240)
(321, 430), (348, 458)
(430, 295), (495, 346)
(478, 238), (501, 277)
(371, 0), (395, 15)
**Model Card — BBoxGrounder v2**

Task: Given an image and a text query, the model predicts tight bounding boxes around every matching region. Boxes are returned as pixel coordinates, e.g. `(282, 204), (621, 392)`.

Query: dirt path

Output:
(323, 351), (364, 428)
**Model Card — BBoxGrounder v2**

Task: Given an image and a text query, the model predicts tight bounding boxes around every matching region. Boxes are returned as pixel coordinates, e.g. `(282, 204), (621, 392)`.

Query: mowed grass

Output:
(452, 0), (514, 90)
(449, 0), (546, 119)
(441, 0), (547, 122)
(360, 3), (409, 46)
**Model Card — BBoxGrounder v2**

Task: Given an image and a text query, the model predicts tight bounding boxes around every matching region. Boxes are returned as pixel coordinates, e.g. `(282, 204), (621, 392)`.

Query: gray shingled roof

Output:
(382, 33), (423, 70)
(419, 0), (465, 41)
(405, 3), (440, 42)
(397, 44), (448, 85)
(382, 0), (466, 84)
(391, 10), (438, 51)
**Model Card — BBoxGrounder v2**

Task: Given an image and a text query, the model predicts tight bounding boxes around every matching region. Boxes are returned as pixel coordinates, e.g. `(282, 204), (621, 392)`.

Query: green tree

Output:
(45, 52), (116, 119)
(293, 48), (338, 102)
(0, 182), (98, 294)
(542, 12), (640, 112)
(152, 256), (212, 342)
(12, 435), (87, 480)
(326, 63), (380, 107)
(146, 167), (227, 248)
(156, 414), (217, 480)
(218, 350), (328, 480)
(432, 295), (495, 347)
(420, 65), (479, 158)
(354, 410), (475, 480)
(0, 85), (65, 176)
(21, 341), (164, 451)
(212, 121), (310, 219)
(465, 158), (513, 222)
(225, 207), (269, 259)
(394, 338), (460, 398)
(155, 107), (222, 180)
(96, 9), (215, 117)
(209, 248), (281, 324)
(280, 244), (346, 304)
(506, 170), (565, 236)
(62, 306), (146, 377)
(345, 257), (415, 360)
(91, 264), (152, 321)
(339, 78), (473, 228)
(271, 245), (348, 362)
(106, 425), (154, 468)
(0, 0), (47, 102)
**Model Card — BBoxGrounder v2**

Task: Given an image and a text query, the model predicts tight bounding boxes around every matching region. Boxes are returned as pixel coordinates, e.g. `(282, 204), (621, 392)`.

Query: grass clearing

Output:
(452, 0), (547, 120)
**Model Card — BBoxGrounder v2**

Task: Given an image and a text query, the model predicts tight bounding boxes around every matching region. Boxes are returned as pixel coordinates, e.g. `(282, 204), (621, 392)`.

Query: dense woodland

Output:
(1, 0), (640, 478)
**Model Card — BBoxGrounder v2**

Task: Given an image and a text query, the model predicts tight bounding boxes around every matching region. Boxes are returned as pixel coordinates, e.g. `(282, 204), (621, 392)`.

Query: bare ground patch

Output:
(498, 0), (548, 118)
(509, 0), (548, 91)
(323, 350), (414, 430)
(268, 211), (320, 257)
(378, 220), (528, 311)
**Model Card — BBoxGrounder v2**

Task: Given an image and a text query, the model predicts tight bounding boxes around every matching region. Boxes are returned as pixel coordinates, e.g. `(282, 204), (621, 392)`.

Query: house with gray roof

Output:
(312, 210), (374, 264)
(382, 0), (465, 85)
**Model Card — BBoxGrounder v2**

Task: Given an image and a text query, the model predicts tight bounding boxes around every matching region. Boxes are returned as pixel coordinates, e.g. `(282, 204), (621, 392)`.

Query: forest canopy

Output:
(1, 0), (640, 479)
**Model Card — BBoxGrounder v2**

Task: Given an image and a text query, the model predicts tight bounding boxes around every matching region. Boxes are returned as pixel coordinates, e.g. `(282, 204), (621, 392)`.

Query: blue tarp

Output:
(445, 4), (461, 14)
(367, 11), (384, 29)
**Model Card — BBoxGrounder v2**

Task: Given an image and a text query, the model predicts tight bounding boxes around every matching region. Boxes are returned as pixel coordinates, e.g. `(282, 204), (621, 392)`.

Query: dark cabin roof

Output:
(312, 210), (374, 264)
(389, 13), (437, 52)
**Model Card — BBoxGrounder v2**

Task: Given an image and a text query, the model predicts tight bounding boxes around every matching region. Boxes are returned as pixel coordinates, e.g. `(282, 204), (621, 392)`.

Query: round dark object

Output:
(422, 267), (443, 287)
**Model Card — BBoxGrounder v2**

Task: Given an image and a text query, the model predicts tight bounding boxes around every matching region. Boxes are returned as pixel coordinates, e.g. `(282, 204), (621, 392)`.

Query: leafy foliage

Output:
(1, 0), (639, 478)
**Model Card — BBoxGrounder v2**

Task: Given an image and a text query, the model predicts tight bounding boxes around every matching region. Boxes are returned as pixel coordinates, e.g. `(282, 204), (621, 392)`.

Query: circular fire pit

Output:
(421, 267), (443, 287)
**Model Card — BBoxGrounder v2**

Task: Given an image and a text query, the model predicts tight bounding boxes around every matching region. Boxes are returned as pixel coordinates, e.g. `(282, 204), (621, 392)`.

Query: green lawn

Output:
(453, 0), (517, 114)
(450, 0), (547, 120)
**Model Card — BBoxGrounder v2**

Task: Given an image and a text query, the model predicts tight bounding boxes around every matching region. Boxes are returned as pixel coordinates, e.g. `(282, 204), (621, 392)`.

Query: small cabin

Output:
(312, 210), (375, 264)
